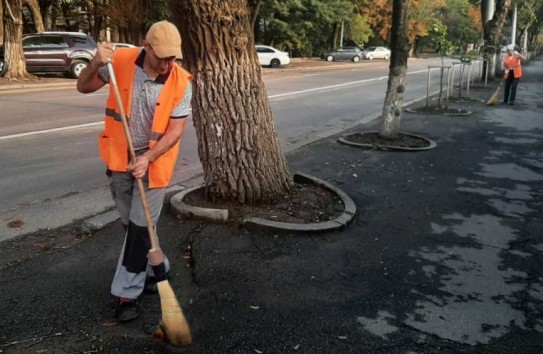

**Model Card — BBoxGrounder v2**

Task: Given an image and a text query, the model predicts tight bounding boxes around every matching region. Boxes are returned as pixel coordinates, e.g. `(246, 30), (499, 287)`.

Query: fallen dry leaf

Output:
(7, 219), (24, 228)
(250, 305), (260, 310)
(255, 350), (263, 354)
(102, 322), (117, 327)
(34, 243), (50, 250)
(338, 336), (348, 340)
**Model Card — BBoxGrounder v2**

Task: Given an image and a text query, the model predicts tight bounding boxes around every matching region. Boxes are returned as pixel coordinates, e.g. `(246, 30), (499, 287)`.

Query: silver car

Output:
(321, 46), (363, 62)
(362, 46), (391, 60)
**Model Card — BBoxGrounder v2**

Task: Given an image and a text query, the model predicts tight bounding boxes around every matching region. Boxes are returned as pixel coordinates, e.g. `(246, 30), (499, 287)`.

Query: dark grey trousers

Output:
(109, 171), (170, 299)
(503, 71), (520, 103)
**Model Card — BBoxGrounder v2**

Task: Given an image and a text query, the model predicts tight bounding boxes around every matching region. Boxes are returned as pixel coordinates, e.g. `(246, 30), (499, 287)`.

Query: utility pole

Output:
(340, 21), (344, 47)
(511, 4), (517, 46)
(484, 0), (495, 23)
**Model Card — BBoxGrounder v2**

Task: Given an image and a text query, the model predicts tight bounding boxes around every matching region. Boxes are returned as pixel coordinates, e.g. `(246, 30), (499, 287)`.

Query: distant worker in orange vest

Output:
(76, 21), (192, 322)
(502, 44), (526, 105)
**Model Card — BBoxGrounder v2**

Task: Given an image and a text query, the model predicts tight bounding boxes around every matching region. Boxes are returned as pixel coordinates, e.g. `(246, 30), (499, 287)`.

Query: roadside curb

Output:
(79, 182), (199, 233)
(170, 172), (356, 233)
(243, 172), (356, 233)
(0, 81), (76, 92)
(338, 131), (438, 151)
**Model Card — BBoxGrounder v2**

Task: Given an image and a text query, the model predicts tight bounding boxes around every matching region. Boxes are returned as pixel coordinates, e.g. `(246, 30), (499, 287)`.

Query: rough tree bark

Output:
(0, 0), (4, 43)
(481, 0), (512, 79)
(3, 0), (30, 80)
(25, 0), (44, 32)
(39, 0), (54, 31)
(173, 1), (292, 204)
(379, 0), (410, 139)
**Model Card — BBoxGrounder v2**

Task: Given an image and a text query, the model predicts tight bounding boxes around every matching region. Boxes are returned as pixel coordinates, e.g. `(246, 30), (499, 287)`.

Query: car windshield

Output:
(71, 36), (96, 48)
(365, 47), (376, 51)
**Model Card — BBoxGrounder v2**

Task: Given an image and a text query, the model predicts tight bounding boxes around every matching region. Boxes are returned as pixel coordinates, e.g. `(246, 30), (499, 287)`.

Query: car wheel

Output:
(70, 59), (88, 78)
(270, 58), (281, 68)
(326, 55), (334, 62)
(368, 54), (374, 60)
(384, 54), (390, 60)
(0, 59), (6, 76)
(352, 56), (360, 63)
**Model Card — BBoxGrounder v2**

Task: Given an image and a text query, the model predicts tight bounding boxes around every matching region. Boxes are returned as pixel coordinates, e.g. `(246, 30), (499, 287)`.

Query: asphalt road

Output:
(0, 56), (541, 353)
(0, 57), (479, 236)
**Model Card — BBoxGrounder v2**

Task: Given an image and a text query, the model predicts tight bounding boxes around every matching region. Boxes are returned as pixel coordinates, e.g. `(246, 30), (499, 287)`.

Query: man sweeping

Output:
(502, 44), (527, 105)
(77, 21), (192, 322)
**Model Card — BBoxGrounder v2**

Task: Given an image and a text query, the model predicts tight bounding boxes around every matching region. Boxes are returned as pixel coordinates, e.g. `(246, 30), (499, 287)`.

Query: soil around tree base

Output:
(179, 176), (345, 226)
(338, 131), (437, 151)
(405, 106), (472, 116)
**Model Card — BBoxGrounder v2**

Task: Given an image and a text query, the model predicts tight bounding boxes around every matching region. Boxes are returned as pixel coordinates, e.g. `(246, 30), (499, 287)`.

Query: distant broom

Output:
(486, 81), (503, 106)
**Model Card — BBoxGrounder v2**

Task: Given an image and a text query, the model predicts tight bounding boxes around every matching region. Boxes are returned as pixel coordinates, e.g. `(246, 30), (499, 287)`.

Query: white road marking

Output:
(269, 76), (388, 99)
(1, 67), (443, 140)
(269, 68), (442, 100)
(0, 122), (102, 141)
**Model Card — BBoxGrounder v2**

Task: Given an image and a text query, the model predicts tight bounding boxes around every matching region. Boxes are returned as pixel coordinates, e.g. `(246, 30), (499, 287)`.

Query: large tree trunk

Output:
(481, 0), (512, 80)
(0, 0), (4, 43)
(380, 0), (410, 139)
(3, 0), (30, 80)
(25, 0), (44, 32)
(173, 1), (292, 204)
(38, 0), (53, 31)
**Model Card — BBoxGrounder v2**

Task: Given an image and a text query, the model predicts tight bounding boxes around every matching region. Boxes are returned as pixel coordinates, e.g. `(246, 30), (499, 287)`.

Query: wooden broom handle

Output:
(106, 62), (159, 250)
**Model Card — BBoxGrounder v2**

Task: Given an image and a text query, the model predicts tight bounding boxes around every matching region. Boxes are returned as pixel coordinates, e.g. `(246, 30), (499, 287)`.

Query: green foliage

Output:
(348, 14), (373, 46)
(256, 0), (353, 56)
(430, 20), (453, 56)
(442, 0), (481, 51)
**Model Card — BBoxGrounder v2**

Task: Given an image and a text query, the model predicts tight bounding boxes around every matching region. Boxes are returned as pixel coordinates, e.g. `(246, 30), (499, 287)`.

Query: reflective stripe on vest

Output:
(98, 47), (192, 188)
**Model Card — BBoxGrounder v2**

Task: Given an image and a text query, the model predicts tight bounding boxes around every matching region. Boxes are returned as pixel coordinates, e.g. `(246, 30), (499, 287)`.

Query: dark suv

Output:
(0, 32), (97, 78)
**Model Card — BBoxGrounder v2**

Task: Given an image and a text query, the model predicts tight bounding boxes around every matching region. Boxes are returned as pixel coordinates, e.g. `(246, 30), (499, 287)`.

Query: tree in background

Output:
(361, 0), (392, 43)
(173, 1), (292, 204)
(254, 0), (353, 56)
(2, 0), (30, 80)
(380, 0), (411, 139)
(430, 20), (453, 109)
(347, 13), (373, 47)
(516, 0), (543, 50)
(360, 0), (441, 53)
(0, 1), (4, 43)
(442, 0), (481, 53)
(25, 0), (44, 32)
(481, 0), (512, 79)
(408, 0), (444, 55)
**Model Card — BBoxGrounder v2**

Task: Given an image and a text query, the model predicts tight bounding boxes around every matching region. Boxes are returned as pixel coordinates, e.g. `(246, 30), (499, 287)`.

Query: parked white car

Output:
(111, 42), (137, 49)
(362, 46), (391, 60)
(255, 45), (290, 68)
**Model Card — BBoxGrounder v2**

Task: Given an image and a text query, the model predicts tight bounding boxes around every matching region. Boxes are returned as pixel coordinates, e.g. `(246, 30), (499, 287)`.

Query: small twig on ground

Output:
(0, 332), (62, 348)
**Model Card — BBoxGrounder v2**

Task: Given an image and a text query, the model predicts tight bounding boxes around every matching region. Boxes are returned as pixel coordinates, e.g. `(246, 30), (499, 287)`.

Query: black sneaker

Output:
(113, 297), (140, 322)
(509, 102), (514, 105)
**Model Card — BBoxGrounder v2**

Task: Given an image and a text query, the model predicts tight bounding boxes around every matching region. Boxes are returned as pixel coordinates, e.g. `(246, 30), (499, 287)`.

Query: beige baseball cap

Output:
(146, 21), (182, 59)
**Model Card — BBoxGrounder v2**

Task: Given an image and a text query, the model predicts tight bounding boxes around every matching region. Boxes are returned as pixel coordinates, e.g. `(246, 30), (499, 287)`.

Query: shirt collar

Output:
(136, 49), (171, 84)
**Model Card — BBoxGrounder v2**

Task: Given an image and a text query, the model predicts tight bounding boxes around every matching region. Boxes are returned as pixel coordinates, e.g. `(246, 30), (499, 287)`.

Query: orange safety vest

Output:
(98, 47), (192, 188)
(503, 54), (522, 79)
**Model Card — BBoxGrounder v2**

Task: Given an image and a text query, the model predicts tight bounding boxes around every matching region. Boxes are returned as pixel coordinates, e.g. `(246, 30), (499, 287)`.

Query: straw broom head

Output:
(157, 281), (193, 346)
(486, 82), (502, 106)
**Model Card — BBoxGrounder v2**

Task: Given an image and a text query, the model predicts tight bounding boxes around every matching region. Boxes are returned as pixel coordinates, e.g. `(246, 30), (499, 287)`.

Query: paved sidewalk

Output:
(0, 56), (542, 353)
